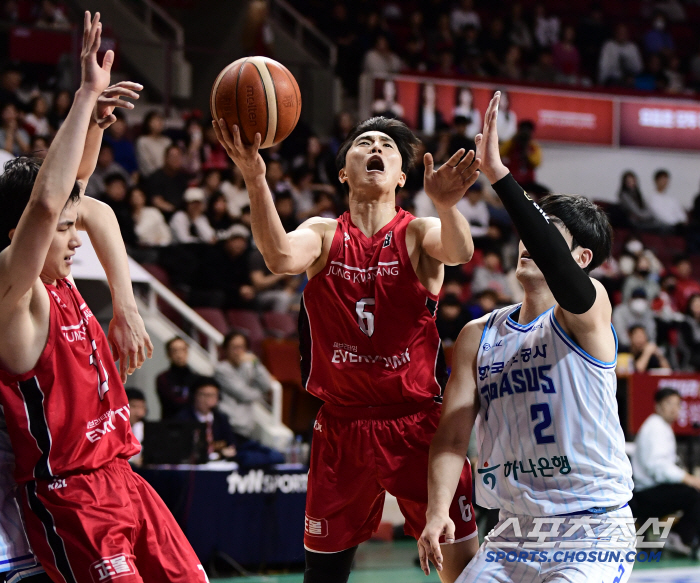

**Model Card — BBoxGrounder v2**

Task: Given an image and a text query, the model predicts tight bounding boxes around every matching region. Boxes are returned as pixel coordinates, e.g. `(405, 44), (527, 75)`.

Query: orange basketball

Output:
(210, 56), (301, 149)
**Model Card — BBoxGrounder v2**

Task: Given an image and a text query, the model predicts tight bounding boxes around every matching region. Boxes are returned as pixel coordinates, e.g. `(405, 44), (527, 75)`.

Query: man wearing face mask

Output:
(613, 287), (657, 349)
(644, 12), (674, 57)
(622, 255), (660, 303)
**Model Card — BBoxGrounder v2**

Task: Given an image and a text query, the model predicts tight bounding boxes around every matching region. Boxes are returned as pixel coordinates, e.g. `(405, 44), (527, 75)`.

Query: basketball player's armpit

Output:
(491, 173), (596, 314)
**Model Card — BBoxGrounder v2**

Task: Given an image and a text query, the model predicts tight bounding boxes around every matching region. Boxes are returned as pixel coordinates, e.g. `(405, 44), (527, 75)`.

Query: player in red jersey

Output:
(0, 13), (207, 583)
(214, 110), (481, 581)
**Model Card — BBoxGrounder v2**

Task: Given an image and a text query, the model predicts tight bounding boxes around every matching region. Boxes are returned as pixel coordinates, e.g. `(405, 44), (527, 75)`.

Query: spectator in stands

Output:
(181, 116), (203, 175)
(215, 332), (274, 438)
(467, 289), (499, 320)
(664, 54), (685, 93)
(533, 3), (560, 48)
(362, 34), (403, 75)
(690, 43), (700, 91)
(0, 66), (23, 110)
(103, 113), (138, 175)
(206, 191), (234, 240)
(175, 377), (237, 459)
(170, 186), (216, 244)
(631, 388), (700, 556)
(85, 142), (130, 198)
(646, 169), (687, 232)
(436, 294), (470, 346)
(328, 111), (354, 156)
(427, 13), (455, 67)
(221, 164), (249, 218)
(617, 170), (657, 229)
(456, 182), (495, 247)
(680, 294), (700, 371)
(613, 288), (657, 349)
(449, 115), (476, 157)
(48, 89), (71, 132)
(496, 90), (518, 142)
(0, 102), (29, 156)
(622, 255), (660, 303)
(500, 45), (524, 80)
(24, 95), (50, 137)
(128, 186), (172, 249)
(507, 3), (533, 52)
(36, 0), (70, 29)
(126, 388), (147, 466)
(481, 18), (509, 77)
(598, 24), (643, 86)
(404, 11), (428, 71)
(450, 0), (480, 33)
(200, 123), (229, 171)
(673, 255), (700, 313)
(265, 158), (293, 198)
(527, 50), (558, 84)
(635, 54), (666, 91)
(453, 87), (481, 139)
(145, 144), (190, 217)
(628, 325), (670, 372)
(136, 110), (172, 177)
(242, 0), (274, 57)
(577, 3), (609, 77)
(249, 244), (300, 313)
(644, 12), (674, 57)
(157, 337), (198, 419)
(30, 135), (48, 158)
(500, 120), (542, 190)
(292, 135), (332, 186)
(619, 235), (663, 277)
(100, 174), (136, 246)
(471, 250), (515, 304)
(457, 24), (484, 76)
(552, 25), (581, 84)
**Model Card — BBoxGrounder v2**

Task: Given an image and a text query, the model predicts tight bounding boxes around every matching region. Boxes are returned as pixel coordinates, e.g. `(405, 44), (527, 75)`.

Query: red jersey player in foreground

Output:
(213, 116), (481, 581)
(0, 12), (208, 583)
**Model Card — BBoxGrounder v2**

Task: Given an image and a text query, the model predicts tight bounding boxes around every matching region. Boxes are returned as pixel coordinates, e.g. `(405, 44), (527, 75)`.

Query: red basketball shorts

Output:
(304, 399), (477, 553)
(20, 459), (208, 583)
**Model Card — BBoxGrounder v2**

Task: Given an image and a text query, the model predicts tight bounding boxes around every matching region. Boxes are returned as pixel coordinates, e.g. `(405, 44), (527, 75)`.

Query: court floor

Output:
(218, 540), (700, 582)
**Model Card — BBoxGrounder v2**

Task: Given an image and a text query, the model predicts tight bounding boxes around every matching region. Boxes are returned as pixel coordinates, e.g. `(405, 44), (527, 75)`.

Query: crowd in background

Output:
(291, 0), (700, 97)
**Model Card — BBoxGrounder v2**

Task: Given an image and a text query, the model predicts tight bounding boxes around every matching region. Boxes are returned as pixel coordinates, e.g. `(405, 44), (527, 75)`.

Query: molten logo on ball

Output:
(246, 86), (256, 125)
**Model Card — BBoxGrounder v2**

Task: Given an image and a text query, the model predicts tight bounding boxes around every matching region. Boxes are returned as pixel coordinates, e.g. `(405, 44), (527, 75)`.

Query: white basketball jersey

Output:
(474, 305), (633, 516)
(0, 410), (35, 573)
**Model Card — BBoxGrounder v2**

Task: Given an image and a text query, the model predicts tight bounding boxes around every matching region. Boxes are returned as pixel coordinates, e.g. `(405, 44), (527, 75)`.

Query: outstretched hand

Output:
(93, 82), (143, 129)
(423, 148), (481, 212)
(80, 11), (113, 96)
(212, 119), (266, 182)
(474, 91), (509, 184)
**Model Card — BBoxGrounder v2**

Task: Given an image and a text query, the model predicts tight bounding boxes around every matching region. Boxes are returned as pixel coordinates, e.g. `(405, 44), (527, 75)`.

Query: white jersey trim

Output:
(549, 312), (618, 369)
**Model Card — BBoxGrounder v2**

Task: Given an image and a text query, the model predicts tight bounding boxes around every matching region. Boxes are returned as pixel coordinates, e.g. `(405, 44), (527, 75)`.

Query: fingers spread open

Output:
(456, 149), (476, 173)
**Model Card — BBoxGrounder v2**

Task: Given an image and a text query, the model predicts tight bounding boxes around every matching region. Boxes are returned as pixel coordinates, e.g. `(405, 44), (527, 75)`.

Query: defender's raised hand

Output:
(423, 148), (481, 212)
(80, 12), (113, 96)
(213, 119), (266, 181)
(93, 81), (143, 129)
(474, 91), (509, 184)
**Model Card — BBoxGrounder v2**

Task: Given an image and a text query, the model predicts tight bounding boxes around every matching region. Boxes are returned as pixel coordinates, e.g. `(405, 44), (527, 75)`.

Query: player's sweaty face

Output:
(42, 202), (81, 284)
(342, 131), (405, 196)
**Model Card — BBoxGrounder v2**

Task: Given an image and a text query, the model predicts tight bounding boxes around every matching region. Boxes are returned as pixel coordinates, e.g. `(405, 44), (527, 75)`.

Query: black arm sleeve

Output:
(491, 173), (596, 314)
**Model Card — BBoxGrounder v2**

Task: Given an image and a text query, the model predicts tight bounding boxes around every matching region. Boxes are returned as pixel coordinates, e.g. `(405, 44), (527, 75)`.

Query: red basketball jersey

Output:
(0, 279), (139, 484)
(300, 208), (448, 406)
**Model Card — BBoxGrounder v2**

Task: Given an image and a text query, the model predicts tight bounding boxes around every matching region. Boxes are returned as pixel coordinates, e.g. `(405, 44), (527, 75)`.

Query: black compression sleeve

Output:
(304, 546), (357, 583)
(491, 173), (596, 314)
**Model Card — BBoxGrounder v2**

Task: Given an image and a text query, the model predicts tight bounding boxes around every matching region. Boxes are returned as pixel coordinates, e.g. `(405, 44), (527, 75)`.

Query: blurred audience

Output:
(156, 337), (198, 419)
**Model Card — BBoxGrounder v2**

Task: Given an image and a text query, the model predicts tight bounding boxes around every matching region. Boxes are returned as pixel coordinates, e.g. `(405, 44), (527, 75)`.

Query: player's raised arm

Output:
(419, 316), (485, 577)
(213, 119), (331, 275)
(417, 149), (480, 266)
(476, 93), (605, 321)
(0, 11), (111, 307)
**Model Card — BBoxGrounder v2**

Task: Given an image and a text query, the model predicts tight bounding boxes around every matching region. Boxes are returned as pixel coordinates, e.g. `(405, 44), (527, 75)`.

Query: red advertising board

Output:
(628, 373), (700, 436)
(620, 100), (700, 150)
(370, 77), (615, 145)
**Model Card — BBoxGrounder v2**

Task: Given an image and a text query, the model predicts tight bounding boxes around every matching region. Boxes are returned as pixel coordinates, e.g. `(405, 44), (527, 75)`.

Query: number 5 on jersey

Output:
(356, 298), (376, 337)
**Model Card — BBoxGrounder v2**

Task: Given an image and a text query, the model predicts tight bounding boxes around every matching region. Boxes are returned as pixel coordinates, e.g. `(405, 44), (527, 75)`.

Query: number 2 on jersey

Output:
(530, 403), (555, 444)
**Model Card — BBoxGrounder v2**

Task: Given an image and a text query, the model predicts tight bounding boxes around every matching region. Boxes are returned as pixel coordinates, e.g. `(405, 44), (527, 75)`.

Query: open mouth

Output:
(65, 254), (74, 265)
(366, 155), (385, 173)
(520, 251), (532, 262)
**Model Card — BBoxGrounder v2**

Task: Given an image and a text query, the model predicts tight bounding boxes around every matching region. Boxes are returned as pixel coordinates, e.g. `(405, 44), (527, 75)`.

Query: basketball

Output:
(210, 56), (301, 149)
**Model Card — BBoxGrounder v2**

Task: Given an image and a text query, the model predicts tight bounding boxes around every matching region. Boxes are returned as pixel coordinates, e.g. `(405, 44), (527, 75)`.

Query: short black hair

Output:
(125, 388), (146, 402)
(165, 336), (187, 354)
(627, 324), (647, 337)
(654, 169), (669, 180)
(336, 117), (421, 194)
(192, 376), (220, 394)
(538, 193), (612, 273)
(0, 157), (81, 251)
(222, 330), (249, 351)
(654, 387), (680, 404)
(104, 173), (127, 187)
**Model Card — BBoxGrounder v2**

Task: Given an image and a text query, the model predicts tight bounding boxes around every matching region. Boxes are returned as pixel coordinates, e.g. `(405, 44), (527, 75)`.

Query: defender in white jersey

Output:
(0, 412), (50, 583)
(419, 92), (635, 583)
